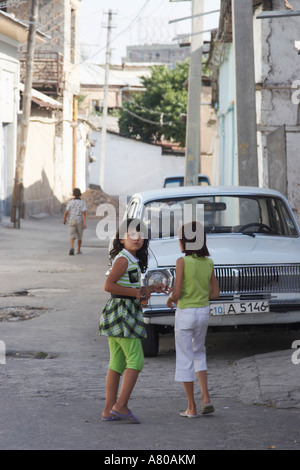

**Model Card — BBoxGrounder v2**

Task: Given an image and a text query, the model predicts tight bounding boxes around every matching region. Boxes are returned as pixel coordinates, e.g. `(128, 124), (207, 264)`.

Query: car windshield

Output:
(142, 195), (298, 239)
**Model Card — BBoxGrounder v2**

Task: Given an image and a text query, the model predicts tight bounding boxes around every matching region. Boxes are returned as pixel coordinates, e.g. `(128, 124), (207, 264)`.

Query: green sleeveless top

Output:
(113, 249), (141, 289)
(177, 255), (214, 309)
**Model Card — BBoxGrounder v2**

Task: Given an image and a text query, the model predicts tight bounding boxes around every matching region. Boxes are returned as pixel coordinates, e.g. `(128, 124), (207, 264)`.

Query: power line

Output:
(123, 107), (173, 127)
(78, 0), (150, 66)
(127, 101), (173, 117)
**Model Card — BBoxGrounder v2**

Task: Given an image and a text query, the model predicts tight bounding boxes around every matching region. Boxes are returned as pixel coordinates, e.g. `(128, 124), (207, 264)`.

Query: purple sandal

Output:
(110, 409), (140, 424)
(101, 414), (120, 421)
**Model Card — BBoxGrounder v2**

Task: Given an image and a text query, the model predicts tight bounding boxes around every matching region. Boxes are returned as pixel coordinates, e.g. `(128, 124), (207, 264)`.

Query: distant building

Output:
(79, 62), (153, 116)
(125, 44), (190, 69)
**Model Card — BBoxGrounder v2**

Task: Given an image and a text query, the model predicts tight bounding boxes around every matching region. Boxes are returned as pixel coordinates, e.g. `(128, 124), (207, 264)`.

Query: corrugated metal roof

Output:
(80, 62), (152, 88)
(19, 83), (62, 109)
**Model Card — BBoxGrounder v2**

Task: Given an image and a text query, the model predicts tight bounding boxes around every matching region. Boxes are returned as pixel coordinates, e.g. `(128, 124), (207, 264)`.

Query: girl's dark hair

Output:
(178, 221), (210, 257)
(109, 218), (149, 273)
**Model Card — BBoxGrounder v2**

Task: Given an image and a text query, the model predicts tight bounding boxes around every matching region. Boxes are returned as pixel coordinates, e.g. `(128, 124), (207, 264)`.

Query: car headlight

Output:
(145, 269), (174, 289)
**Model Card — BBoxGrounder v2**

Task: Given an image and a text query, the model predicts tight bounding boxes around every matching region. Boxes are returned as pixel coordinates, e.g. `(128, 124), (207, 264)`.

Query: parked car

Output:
(163, 174), (210, 188)
(123, 186), (300, 356)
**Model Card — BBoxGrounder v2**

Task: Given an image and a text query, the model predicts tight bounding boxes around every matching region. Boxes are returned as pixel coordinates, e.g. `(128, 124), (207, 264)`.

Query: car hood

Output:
(148, 235), (300, 267)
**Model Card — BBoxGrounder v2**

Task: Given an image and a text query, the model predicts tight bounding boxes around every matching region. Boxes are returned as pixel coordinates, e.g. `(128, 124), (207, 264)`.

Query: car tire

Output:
(142, 324), (159, 357)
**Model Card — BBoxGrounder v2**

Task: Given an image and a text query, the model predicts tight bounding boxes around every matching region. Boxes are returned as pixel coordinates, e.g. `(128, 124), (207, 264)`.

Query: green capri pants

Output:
(108, 337), (144, 375)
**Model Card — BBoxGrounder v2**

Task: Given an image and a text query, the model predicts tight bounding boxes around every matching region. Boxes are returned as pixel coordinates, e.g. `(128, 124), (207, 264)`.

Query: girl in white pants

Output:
(167, 221), (219, 418)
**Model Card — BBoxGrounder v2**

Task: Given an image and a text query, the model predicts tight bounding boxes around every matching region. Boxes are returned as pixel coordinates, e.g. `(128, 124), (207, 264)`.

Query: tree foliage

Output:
(118, 60), (189, 147)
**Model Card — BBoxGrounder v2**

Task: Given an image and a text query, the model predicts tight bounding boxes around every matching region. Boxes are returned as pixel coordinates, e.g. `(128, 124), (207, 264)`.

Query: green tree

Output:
(118, 60), (189, 147)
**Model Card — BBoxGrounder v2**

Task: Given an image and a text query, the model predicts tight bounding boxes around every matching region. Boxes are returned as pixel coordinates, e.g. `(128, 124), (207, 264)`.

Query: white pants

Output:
(175, 306), (210, 382)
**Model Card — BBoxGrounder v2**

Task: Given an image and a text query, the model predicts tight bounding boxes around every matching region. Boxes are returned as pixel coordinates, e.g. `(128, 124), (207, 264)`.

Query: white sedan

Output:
(124, 186), (300, 356)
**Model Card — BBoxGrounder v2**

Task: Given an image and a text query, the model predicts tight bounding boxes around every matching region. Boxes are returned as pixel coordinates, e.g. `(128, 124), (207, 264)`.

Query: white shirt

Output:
(66, 198), (87, 222)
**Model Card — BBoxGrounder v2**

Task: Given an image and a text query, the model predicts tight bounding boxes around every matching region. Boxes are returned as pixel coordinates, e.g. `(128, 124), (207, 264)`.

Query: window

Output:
(142, 195), (299, 239)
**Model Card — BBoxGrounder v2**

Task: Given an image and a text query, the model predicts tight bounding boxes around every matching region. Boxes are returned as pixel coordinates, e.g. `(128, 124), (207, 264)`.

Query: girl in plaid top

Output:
(100, 218), (165, 423)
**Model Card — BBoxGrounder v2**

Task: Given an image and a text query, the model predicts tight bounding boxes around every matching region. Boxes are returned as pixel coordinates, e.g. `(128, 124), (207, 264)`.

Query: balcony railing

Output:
(19, 52), (64, 96)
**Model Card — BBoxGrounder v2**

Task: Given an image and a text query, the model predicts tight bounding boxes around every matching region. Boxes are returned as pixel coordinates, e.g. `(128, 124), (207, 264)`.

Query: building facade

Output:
(208, 0), (300, 221)
(5, 0), (82, 213)
(79, 62), (152, 117)
(0, 9), (46, 219)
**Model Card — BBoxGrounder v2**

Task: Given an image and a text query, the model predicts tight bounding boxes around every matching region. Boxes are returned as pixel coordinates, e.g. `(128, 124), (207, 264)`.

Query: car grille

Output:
(215, 265), (300, 294)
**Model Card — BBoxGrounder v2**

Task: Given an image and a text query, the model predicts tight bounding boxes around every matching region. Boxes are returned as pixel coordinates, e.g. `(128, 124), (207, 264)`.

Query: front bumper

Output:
(142, 295), (300, 326)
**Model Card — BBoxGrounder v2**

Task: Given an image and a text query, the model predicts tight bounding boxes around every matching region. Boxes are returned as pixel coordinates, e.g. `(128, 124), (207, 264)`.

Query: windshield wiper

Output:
(239, 232), (256, 237)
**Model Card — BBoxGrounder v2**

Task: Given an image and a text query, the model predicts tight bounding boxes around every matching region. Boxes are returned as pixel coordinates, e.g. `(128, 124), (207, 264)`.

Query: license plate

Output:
(210, 301), (269, 316)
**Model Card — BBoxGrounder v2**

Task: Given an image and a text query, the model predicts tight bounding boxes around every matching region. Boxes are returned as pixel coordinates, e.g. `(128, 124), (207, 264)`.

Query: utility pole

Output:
(11, 0), (39, 228)
(185, 0), (204, 186)
(232, 0), (258, 186)
(99, 9), (113, 192)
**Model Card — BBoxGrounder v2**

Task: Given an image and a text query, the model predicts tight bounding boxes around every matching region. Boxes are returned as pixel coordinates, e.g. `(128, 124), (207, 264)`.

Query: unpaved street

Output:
(0, 216), (299, 451)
